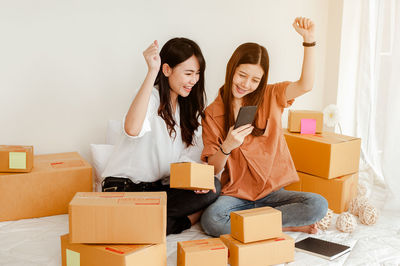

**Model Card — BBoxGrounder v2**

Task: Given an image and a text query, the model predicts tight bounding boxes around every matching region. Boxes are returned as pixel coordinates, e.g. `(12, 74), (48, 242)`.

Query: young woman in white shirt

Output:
(101, 38), (221, 235)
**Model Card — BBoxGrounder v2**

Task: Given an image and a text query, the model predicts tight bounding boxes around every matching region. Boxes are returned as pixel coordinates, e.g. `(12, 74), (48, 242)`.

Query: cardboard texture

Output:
(230, 207), (282, 243)
(220, 234), (294, 266)
(287, 110), (323, 133)
(0, 145), (34, 173)
(69, 191), (166, 244)
(177, 238), (228, 266)
(61, 234), (166, 266)
(170, 162), (215, 190)
(0, 152), (92, 222)
(283, 130), (361, 179)
(285, 172), (358, 213)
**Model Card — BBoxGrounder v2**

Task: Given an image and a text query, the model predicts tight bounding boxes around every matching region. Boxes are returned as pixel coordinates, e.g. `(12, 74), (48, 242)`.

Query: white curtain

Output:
(337, 0), (400, 211)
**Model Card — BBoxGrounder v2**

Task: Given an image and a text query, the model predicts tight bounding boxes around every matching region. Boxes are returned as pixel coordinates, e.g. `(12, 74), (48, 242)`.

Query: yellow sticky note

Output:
(9, 152), (26, 169)
(66, 249), (80, 266)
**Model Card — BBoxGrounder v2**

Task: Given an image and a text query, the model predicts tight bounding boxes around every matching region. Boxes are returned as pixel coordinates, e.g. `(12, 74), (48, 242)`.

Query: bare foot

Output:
(187, 210), (204, 225)
(283, 223), (318, 234)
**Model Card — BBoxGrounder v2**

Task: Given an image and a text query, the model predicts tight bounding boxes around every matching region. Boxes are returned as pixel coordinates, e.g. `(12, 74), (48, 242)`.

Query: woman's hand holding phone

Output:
(221, 124), (254, 154)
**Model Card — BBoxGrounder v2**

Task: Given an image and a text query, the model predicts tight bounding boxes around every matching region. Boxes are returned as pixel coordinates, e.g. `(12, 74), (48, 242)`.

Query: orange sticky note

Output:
(300, 119), (316, 134)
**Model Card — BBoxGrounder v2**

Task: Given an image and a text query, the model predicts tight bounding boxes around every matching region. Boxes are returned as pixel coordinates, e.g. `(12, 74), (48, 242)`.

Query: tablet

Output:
(234, 106), (257, 129)
(295, 237), (352, 261)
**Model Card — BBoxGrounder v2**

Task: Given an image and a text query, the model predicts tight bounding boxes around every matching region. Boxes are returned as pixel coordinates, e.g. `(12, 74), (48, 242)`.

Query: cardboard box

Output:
(0, 145), (34, 173)
(285, 171), (358, 213)
(170, 162), (215, 190)
(177, 238), (227, 266)
(283, 130), (361, 179)
(287, 110), (323, 133)
(284, 179), (301, 191)
(230, 206), (282, 243)
(220, 234), (294, 266)
(61, 234), (166, 266)
(69, 191), (166, 244)
(0, 152), (92, 222)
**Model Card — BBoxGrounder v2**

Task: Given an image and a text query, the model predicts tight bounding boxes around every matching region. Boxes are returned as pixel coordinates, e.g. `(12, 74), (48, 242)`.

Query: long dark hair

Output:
(220, 42), (269, 136)
(155, 38), (206, 146)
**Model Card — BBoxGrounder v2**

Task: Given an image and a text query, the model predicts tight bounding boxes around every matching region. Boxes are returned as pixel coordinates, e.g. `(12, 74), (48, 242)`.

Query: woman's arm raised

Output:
(285, 17), (316, 100)
(125, 40), (161, 136)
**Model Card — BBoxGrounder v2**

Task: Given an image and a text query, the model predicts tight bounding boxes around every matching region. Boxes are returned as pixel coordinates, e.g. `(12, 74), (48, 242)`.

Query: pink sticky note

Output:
(300, 119), (316, 134)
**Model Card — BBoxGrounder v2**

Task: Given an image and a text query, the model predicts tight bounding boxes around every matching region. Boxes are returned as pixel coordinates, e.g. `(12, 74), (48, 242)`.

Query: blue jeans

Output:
(200, 188), (328, 237)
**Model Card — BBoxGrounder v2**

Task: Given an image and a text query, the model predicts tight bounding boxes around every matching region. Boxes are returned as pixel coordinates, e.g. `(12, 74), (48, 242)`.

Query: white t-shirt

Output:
(101, 88), (203, 184)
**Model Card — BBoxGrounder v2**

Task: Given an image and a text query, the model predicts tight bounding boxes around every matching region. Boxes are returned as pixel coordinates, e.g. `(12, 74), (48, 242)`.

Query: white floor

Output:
(1, 167), (400, 266)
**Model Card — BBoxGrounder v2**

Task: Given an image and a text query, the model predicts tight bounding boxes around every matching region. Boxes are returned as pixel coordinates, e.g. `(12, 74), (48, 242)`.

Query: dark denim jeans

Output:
(200, 188), (328, 237)
(102, 176), (221, 235)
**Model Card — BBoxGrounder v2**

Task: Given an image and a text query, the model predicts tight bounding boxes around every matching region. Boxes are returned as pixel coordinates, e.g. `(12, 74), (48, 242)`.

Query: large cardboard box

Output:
(69, 191), (166, 244)
(0, 152), (92, 222)
(283, 130), (361, 179)
(170, 162), (215, 190)
(285, 172), (358, 213)
(0, 145), (34, 173)
(61, 234), (166, 266)
(230, 207), (282, 243)
(220, 234), (294, 266)
(287, 110), (323, 133)
(177, 238), (227, 266)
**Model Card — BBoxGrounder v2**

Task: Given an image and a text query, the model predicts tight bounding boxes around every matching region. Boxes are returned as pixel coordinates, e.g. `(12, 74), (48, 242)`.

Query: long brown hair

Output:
(155, 38), (206, 146)
(220, 42), (269, 136)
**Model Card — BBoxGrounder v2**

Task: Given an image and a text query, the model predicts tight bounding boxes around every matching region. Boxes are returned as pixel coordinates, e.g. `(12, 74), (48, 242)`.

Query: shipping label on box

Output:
(61, 234), (166, 266)
(230, 206), (282, 243)
(0, 145), (34, 173)
(69, 191), (166, 244)
(0, 152), (92, 222)
(177, 238), (227, 266)
(287, 110), (323, 133)
(220, 233), (294, 266)
(283, 130), (361, 179)
(170, 162), (215, 190)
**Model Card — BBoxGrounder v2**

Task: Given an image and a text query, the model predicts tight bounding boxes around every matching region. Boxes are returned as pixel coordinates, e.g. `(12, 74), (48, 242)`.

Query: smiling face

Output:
(164, 55), (200, 99)
(231, 63), (264, 100)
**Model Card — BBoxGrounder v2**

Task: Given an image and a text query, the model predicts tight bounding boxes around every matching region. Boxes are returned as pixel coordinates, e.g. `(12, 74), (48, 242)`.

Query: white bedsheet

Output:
(1, 169), (400, 266)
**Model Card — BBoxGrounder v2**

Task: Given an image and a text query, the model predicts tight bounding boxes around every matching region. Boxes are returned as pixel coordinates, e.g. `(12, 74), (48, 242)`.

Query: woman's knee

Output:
(307, 193), (328, 221)
(200, 202), (230, 237)
(201, 177), (222, 204)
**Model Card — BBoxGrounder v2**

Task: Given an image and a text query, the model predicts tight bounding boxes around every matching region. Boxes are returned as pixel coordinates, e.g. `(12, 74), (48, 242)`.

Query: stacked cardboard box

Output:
(0, 152), (92, 221)
(63, 191), (167, 265)
(61, 234), (166, 266)
(177, 238), (228, 266)
(220, 207), (295, 266)
(283, 111), (361, 213)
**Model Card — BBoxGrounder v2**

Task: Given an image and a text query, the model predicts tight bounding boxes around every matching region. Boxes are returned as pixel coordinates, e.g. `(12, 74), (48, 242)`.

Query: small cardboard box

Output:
(287, 110), (323, 133)
(220, 234), (294, 266)
(230, 206), (282, 243)
(69, 191), (166, 244)
(283, 130), (361, 179)
(170, 162), (215, 190)
(0, 152), (92, 222)
(177, 238), (228, 266)
(0, 145), (34, 173)
(285, 171), (358, 213)
(61, 234), (166, 266)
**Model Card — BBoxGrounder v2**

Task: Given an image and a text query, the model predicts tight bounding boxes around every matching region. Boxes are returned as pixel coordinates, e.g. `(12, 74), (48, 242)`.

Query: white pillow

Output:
(106, 120), (122, 145)
(90, 144), (115, 192)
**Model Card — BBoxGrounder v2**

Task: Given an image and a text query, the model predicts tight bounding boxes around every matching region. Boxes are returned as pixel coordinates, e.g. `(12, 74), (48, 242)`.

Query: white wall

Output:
(0, 0), (342, 162)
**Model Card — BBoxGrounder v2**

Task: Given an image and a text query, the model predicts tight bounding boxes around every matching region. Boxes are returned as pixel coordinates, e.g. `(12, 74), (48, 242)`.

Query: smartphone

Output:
(234, 106), (257, 129)
(295, 237), (352, 261)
